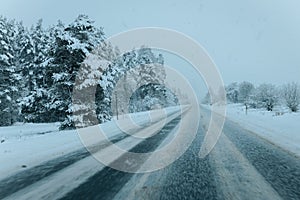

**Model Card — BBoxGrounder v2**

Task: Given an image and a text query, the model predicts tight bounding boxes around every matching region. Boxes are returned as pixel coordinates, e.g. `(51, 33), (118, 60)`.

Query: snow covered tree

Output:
(0, 15), (175, 127)
(282, 82), (300, 112)
(117, 48), (166, 113)
(97, 50), (137, 122)
(226, 82), (239, 103)
(238, 81), (254, 104)
(134, 47), (166, 85)
(12, 21), (37, 122)
(46, 15), (105, 129)
(0, 17), (20, 126)
(128, 83), (178, 113)
(72, 42), (119, 128)
(20, 19), (53, 123)
(30, 19), (52, 88)
(254, 83), (278, 111)
(97, 47), (167, 123)
(13, 22), (34, 91)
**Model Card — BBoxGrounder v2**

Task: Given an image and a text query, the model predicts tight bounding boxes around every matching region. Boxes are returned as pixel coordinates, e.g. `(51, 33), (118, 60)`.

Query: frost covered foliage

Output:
(70, 46), (171, 128)
(128, 83), (179, 113)
(47, 15), (105, 129)
(0, 15), (105, 128)
(215, 82), (277, 111)
(19, 15), (105, 128)
(254, 84), (278, 111)
(0, 16), (20, 126)
(71, 42), (119, 128)
(238, 81), (255, 104)
(97, 47), (166, 124)
(219, 82), (300, 112)
(226, 82), (239, 103)
(20, 20), (53, 122)
(283, 82), (300, 112)
(0, 14), (177, 128)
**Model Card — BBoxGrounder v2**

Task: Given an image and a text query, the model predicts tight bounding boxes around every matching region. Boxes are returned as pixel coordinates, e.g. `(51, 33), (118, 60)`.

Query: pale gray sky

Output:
(1, 0), (299, 86)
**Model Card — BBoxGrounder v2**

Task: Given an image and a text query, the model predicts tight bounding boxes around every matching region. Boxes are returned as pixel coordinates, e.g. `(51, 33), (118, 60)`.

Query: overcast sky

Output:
(1, 0), (299, 86)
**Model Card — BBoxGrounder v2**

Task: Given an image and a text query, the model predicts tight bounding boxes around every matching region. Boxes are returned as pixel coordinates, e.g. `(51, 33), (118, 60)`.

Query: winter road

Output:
(1, 108), (300, 200)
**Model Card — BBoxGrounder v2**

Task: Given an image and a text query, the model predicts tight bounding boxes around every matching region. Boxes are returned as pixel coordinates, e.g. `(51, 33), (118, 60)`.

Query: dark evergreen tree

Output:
(46, 15), (105, 129)
(20, 19), (53, 122)
(0, 17), (20, 125)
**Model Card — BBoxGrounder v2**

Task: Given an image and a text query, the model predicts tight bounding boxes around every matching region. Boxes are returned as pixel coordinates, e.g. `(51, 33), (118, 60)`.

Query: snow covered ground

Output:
(0, 124), (80, 179)
(0, 123), (60, 141)
(0, 106), (183, 180)
(203, 104), (300, 158)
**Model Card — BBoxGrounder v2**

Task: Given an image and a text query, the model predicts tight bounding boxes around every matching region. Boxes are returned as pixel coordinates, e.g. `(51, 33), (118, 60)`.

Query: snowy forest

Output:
(0, 14), (178, 129)
(2, 14), (298, 131)
(204, 81), (300, 113)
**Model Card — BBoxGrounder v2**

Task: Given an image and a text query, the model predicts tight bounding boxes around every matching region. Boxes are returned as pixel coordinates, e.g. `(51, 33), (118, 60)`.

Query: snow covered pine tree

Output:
(46, 15), (105, 129)
(0, 16), (21, 126)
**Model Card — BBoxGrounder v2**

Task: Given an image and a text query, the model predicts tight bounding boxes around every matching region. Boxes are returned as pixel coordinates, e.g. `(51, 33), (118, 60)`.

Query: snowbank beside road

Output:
(203, 104), (300, 157)
(0, 123), (60, 141)
(0, 106), (184, 180)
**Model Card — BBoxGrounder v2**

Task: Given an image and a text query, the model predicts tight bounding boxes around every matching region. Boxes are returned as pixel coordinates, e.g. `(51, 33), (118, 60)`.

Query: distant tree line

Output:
(203, 81), (300, 112)
(0, 15), (178, 128)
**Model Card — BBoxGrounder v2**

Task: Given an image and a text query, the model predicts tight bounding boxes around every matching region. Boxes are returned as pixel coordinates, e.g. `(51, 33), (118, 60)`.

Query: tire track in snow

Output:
(210, 133), (282, 200)
(3, 115), (182, 200)
(59, 116), (182, 200)
(223, 120), (300, 199)
(113, 120), (218, 200)
(0, 134), (127, 199)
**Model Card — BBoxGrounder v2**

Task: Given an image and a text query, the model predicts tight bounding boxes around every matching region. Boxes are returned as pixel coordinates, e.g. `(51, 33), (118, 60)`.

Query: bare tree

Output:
(283, 82), (300, 112)
(254, 83), (278, 111)
(238, 81), (254, 113)
(238, 81), (254, 103)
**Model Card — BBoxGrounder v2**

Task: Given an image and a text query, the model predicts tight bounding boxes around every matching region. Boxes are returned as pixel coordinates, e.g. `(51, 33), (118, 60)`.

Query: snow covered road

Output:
(1, 106), (300, 199)
(0, 106), (186, 199)
(112, 108), (300, 200)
